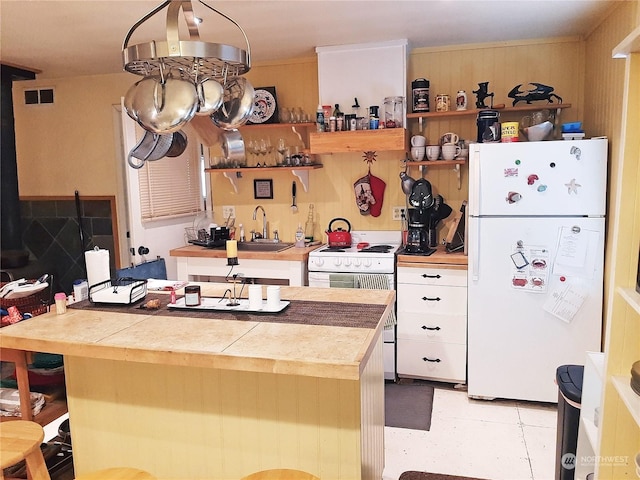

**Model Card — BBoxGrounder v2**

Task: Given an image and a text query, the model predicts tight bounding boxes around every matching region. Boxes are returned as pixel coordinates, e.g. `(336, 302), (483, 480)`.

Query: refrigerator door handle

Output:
(471, 219), (480, 281)
(469, 147), (481, 216)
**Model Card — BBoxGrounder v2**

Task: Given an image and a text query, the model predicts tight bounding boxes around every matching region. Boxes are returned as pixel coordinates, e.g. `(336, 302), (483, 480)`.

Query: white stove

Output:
(308, 230), (401, 274)
(308, 230), (400, 380)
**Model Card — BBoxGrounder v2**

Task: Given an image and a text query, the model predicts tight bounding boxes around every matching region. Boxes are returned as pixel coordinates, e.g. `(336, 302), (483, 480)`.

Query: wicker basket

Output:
(0, 281), (53, 317)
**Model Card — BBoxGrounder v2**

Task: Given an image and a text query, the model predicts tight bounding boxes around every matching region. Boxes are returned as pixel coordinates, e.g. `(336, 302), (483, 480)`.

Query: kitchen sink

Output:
(237, 242), (294, 252)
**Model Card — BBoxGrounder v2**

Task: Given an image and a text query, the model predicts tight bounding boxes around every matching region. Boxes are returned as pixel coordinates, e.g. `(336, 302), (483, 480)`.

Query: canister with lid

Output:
(476, 109), (501, 143)
(411, 78), (430, 113)
(384, 96), (404, 128)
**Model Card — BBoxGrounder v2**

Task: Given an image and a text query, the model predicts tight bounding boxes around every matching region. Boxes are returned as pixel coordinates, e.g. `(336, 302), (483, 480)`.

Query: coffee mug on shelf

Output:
(411, 146), (426, 161)
(442, 144), (461, 160)
(426, 145), (441, 161)
(411, 135), (427, 147)
(440, 132), (459, 146)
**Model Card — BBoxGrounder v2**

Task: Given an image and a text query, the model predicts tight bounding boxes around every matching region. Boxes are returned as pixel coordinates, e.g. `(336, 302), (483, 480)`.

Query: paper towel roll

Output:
(85, 248), (110, 287)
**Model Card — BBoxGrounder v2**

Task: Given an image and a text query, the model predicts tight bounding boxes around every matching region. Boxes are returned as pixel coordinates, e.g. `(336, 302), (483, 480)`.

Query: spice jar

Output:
(184, 285), (201, 306)
(54, 292), (67, 314)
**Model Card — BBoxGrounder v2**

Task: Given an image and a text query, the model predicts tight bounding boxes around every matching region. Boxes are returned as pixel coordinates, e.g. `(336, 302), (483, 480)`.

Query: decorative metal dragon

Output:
(508, 83), (563, 106)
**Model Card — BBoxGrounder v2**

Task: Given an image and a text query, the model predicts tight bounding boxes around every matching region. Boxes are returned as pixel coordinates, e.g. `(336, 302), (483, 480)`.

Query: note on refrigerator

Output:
(553, 227), (600, 279)
(543, 280), (588, 323)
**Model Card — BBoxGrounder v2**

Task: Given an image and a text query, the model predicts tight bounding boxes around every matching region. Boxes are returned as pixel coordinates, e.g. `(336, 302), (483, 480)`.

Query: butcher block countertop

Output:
(169, 243), (321, 260)
(0, 283), (394, 381)
(397, 246), (468, 267)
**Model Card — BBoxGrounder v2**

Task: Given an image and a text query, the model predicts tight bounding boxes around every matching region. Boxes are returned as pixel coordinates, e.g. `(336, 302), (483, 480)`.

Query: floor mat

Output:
(385, 382), (434, 431)
(400, 472), (488, 480)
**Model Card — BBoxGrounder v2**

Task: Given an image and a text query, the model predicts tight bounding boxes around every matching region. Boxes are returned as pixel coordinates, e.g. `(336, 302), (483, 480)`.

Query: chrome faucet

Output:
(252, 205), (268, 239)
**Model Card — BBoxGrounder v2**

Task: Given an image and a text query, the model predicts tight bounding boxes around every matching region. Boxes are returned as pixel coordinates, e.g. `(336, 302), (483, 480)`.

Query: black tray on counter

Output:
(188, 239), (226, 248)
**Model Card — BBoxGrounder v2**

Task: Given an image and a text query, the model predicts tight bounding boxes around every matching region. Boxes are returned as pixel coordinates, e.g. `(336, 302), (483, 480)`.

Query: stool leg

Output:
(24, 448), (50, 480)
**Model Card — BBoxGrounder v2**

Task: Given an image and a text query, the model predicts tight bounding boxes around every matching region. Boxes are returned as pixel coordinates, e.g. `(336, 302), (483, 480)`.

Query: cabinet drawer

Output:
(397, 266), (467, 287)
(397, 312), (466, 344)
(397, 284), (467, 315)
(397, 339), (467, 383)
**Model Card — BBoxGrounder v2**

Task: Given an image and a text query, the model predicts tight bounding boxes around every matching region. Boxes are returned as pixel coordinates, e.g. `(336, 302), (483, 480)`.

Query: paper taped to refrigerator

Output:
(510, 245), (549, 292)
(553, 227), (600, 279)
(543, 280), (588, 323)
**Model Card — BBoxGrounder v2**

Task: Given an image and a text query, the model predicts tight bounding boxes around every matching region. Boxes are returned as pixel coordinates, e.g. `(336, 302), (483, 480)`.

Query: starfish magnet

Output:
(565, 178), (581, 194)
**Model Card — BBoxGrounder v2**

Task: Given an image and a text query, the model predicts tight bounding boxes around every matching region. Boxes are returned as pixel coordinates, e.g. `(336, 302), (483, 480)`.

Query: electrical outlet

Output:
(222, 205), (236, 219)
(392, 206), (405, 221)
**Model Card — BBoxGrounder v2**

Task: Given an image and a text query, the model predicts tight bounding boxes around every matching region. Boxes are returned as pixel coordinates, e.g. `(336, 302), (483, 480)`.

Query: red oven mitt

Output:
(354, 174), (375, 215)
(368, 172), (386, 217)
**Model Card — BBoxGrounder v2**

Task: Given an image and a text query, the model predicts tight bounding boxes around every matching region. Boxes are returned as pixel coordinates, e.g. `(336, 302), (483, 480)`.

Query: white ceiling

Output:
(1, 0), (619, 79)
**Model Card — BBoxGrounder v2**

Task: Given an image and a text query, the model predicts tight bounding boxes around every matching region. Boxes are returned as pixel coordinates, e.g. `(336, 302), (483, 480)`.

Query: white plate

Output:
(168, 296), (289, 313)
(249, 89), (276, 124)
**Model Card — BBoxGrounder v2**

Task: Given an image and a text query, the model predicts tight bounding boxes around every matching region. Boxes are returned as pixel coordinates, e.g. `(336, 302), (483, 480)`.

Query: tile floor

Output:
(383, 384), (558, 480)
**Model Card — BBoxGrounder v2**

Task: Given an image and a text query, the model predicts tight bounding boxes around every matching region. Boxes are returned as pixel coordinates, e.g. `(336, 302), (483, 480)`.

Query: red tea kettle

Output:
(326, 218), (352, 247)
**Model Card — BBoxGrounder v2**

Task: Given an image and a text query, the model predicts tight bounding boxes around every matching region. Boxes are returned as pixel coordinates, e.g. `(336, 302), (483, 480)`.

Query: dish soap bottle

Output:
(295, 223), (305, 248)
(304, 204), (315, 242)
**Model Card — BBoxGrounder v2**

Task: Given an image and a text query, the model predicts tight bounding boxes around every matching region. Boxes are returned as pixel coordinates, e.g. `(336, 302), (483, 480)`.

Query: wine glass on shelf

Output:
(277, 138), (287, 166)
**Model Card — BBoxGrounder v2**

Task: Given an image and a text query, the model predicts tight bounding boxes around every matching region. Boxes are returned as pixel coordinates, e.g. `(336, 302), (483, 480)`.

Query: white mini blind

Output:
(138, 153), (202, 222)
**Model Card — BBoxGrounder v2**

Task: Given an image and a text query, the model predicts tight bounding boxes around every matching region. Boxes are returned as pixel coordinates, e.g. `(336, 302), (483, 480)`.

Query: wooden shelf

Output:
(309, 128), (407, 154)
(205, 164), (322, 174)
(618, 286), (640, 315)
(406, 103), (572, 120)
(205, 164), (323, 193)
(613, 24), (640, 58)
(242, 122), (315, 130)
(612, 375), (640, 427)
(406, 159), (465, 167)
(405, 159), (466, 190)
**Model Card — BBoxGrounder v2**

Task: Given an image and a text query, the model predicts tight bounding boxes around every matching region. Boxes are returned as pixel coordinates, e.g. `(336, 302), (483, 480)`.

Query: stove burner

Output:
(359, 245), (394, 253)
(323, 247), (346, 252)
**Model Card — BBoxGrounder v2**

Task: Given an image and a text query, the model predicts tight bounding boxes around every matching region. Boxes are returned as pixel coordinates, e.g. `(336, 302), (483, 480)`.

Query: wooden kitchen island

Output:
(0, 284), (393, 480)
(170, 244), (321, 286)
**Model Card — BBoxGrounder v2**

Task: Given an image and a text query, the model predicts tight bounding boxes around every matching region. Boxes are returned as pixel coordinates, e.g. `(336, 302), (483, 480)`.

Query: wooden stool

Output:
(0, 420), (50, 480)
(241, 469), (319, 480)
(75, 468), (156, 479)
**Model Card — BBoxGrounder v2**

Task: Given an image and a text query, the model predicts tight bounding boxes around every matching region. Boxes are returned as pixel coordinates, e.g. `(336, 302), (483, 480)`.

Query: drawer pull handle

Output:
(422, 274), (441, 279)
(421, 325), (441, 331)
(422, 357), (441, 363)
(421, 296), (441, 301)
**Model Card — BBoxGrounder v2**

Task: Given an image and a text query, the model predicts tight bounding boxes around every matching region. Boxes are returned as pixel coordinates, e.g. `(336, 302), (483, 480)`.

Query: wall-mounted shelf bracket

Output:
(222, 171), (241, 194)
(291, 169), (310, 192)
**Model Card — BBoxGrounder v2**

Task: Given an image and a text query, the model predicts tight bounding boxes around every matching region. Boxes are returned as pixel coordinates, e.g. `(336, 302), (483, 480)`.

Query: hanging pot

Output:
(326, 218), (352, 247)
(196, 79), (224, 116)
(220, 129), (245, 166)
(165, 130), (188, 157)
(127, 130), (173, 169)
(211, 77), (255, 130)
(132, 73), (199, 134)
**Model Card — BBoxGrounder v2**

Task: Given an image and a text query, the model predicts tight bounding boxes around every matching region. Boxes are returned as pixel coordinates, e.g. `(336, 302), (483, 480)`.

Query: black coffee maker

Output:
(405, 178), (435, 253)
(406, 208), (430, 253)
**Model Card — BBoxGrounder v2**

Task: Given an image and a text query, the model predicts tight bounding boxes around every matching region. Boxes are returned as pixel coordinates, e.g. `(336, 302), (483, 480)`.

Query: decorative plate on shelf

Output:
(248, 86), (279, 124)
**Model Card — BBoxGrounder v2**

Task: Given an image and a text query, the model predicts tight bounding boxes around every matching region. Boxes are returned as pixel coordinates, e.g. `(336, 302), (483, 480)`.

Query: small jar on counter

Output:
(184, 285), (201, 307)
(54, 292), (67, 314)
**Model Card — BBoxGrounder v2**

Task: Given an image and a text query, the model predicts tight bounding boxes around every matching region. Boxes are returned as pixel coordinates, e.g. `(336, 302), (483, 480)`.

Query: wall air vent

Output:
(24, 88), (54, 105)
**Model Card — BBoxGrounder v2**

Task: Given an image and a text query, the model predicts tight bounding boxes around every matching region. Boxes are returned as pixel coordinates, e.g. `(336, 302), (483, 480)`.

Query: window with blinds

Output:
(138, 152), (202, 222)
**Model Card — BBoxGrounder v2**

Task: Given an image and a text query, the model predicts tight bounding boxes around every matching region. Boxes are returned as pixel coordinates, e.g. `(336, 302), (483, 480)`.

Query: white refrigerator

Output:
(467, 138), (607, 403)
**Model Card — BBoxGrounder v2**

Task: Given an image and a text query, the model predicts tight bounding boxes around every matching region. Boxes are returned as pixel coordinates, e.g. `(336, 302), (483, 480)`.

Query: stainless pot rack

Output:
(122, 0), (251, 81)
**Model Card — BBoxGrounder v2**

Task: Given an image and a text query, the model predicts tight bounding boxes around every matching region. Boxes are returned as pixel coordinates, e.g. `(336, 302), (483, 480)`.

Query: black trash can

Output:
(555, 364), (584, 480)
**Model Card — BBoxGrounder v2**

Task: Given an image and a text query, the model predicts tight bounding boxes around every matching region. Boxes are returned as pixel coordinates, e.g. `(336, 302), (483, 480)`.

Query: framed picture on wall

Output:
(254, 179), (273, 199)
(248, 86), (279, 124)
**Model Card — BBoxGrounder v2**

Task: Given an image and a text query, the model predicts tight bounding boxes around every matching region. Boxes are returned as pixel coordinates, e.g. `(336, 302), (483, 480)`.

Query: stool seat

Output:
(241, 469), (319, 480)
(75, 468), (156, 479)
(0, 420), (50, 480)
